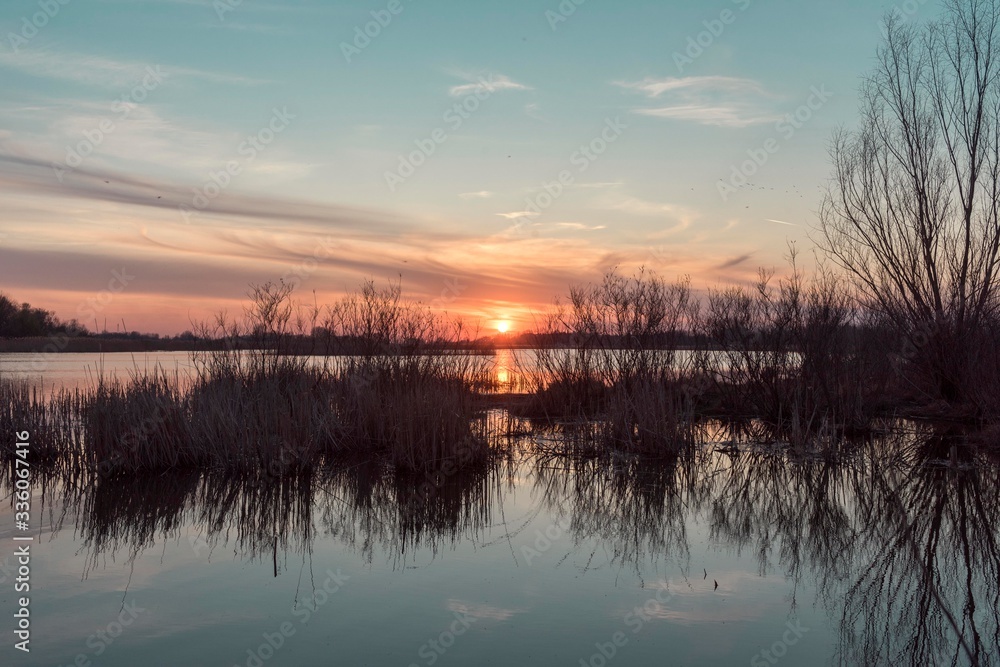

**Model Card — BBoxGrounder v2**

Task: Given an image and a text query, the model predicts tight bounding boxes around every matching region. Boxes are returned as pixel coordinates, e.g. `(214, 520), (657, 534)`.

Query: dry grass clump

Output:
(518, 252), (902, 454)
(76, 280), (492, 474)
(520, 269), (699, 456)
(699, 249), (893, 439)
(0, 378), (83, 469)
(323, 280), (492, 470)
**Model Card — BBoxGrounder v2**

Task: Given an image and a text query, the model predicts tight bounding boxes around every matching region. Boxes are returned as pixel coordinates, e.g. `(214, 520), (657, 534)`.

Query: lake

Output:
(0, 353), (995, 666)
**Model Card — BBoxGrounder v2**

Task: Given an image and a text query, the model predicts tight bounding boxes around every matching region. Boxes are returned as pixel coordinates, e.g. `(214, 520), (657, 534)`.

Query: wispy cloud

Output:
(605, 196), (698, 236)
(617, 76), (766, 98)
(616, 76), (779, 127)
(524, 102), (544, 121)
(0, 49), (267, 88)
(448, 73), (531, 97)
(446, 600), (523, 622)
(496, 211), (539, 219)
(1, 101), (311, 184)
(635, 105), (778, 127)
(554, 222), (606, 231)
(608, 197), (692, 218)
(716, 253), (754, 270)
(570, 181), (623, 190)
(0, 152), (404, 234)
(0, 149), (628, 323)
(459, 190), (493, 199)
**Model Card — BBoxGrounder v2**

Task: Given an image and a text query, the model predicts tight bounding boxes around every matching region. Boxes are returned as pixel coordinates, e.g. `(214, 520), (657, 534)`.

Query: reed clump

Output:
(84, 370), (189, 472)
(323, 280), (492, 470)
(699, 249), (893, 439)
(76, 280), (492, 474)
(0, 379), (83, 470)
(521, 269), (699, 456)
(518, 252), (900, 455)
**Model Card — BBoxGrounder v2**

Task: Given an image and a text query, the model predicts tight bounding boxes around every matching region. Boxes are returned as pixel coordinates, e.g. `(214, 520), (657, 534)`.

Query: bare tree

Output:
(819, 0), (1000, 404)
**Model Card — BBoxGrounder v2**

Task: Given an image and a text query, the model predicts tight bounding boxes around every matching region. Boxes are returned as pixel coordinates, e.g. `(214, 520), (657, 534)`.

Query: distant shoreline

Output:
(0, 336), (706, 354)
(0, 337), (226, 354)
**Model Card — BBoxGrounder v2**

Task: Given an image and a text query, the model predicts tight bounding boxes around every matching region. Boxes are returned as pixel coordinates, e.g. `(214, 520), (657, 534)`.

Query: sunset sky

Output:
(0, 0), (940, 334)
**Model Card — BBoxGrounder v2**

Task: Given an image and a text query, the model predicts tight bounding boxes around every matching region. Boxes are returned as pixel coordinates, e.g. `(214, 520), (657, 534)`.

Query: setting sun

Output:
(497, 320), (510, 334)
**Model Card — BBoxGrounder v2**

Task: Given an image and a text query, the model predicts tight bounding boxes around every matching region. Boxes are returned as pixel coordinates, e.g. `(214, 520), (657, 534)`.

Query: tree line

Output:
(0, 293), (84, 338)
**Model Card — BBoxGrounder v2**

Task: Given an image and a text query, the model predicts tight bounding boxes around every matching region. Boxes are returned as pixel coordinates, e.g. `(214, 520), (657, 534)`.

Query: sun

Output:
(497, 320), (510, 334)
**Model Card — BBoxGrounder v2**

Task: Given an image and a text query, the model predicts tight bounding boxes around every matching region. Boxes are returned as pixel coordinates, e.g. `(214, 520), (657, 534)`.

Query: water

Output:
(0, 351), (197, 391)
(0, 347), (753, 393)
(0, 354), (996, 666)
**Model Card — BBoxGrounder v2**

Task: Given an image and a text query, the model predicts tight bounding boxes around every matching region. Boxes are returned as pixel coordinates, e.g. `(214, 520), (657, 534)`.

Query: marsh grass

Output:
(3, 280), (496, 476)
(3, 262), (994, 476)
(512, 254), (907, 455)
(322, 280), (493, 469)
(516, 270), (700, 457)
(698, 250), (894, 439)
(0, 379), (83, 469)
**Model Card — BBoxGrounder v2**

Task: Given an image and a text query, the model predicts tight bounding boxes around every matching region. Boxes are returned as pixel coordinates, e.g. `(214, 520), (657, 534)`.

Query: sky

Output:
(0, 0), (944, 335)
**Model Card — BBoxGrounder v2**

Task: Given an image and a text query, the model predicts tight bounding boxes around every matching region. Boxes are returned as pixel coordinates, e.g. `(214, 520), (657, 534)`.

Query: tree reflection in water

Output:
(22, 425), (998, 666)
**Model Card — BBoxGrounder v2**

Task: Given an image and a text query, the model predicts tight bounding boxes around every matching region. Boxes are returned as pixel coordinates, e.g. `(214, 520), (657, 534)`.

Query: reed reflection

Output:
(527, 429), (998, 665)
(530, 452), (699, 573)
(42, 455), (514, 574)
(18, 425), (1000, 666)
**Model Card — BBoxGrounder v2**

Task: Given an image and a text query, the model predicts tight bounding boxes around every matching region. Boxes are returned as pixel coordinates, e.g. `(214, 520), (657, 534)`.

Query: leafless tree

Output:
(819, 0), (1000, 404)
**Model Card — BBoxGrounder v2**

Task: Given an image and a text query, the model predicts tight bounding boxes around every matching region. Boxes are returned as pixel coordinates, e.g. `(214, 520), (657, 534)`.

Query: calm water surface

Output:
(0, 352), (197, 391)
(0, 354), (995, 666)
